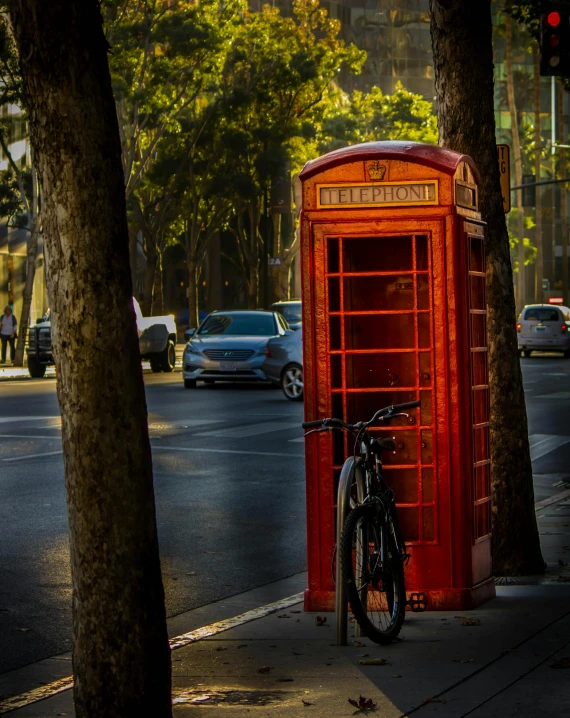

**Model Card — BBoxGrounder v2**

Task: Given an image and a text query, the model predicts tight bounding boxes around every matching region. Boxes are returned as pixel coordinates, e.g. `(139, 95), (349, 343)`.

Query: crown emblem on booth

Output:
(367, 161), (387, 180)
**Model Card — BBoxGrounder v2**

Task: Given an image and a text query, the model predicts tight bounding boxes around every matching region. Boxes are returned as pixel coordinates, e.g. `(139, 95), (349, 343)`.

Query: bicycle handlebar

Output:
(302, 399), (421, 433)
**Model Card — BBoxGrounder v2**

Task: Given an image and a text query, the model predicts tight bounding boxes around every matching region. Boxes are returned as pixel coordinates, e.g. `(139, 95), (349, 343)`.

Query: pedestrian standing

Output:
(0, 305), (17, 364)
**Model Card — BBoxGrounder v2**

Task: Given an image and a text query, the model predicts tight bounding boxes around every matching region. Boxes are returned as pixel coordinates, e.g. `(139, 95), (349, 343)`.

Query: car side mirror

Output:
(185, 328), (196, 340)
(284, 329), (294, 336)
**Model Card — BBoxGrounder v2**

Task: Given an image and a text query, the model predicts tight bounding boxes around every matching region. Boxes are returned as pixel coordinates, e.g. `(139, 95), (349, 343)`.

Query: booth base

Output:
(304, 578), (496, 613)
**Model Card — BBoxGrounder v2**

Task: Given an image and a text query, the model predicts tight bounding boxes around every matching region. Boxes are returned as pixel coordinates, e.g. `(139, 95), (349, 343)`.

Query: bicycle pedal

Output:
(408, 592), (428, 612)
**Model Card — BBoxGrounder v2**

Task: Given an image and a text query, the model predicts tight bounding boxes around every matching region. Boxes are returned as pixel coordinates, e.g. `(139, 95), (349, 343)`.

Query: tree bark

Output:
(7, 2), (172, 716)
(533, 45), (543, 303)
(429, 0), (544, 575)
(505, 11), (526, 310)
(187, 256), (199, 329)
(13, 214), (41, 366)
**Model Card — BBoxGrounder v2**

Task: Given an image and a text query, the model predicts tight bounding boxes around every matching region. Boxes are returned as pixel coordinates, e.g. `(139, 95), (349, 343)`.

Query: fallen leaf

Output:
(348, 694), (377, 712)
(392, 674), (402, 678)
(359, 658), (390, 666)
(215, 647), (227, 652)
(276, 678), (294, 682)
(422, 698), (444, 704)
(302, 699), (314, 706)
(459, 617), (480, 626)
(293, 652), (303, 656)
(315, 616), (328, 626)
(17, 628), (30, 632)
(291, 610), (302, 614)
(257, 666), (272, 674)
(186, 572), (197, 576)
(549, 657), (570, 669)
(278, 614), (290, 618)
(353, 640), (366, 647)
(237, 644), (248, 649)
(453, 658), (474, 663)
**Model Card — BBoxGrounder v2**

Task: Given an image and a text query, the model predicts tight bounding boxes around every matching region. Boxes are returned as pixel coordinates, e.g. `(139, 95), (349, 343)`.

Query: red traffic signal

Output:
(540, 8), (570, 76)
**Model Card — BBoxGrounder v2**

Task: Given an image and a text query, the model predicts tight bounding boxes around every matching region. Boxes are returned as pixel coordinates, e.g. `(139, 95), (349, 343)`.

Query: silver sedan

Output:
(262, 327), (303, 401)
(182, 310), (291, 388)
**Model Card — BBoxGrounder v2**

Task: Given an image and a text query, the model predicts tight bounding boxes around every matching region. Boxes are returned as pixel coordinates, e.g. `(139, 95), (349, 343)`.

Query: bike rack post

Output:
(336, 457), (365, 646)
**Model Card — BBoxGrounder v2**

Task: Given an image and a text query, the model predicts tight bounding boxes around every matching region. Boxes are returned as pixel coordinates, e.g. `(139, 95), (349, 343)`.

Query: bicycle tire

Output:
(340, 503), (406, 644)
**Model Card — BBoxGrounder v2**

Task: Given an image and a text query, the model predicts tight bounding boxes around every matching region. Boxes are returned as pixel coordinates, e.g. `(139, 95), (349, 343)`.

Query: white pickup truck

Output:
(26, 298), (177, 378)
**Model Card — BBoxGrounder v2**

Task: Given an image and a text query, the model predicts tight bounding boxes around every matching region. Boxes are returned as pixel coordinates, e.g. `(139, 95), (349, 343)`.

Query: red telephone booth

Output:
(300, 141), (495, 612)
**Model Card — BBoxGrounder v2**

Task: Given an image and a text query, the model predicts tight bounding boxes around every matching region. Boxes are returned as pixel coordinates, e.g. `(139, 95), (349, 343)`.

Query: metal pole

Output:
(335, 457), (365, 646)
(552, 76), (556, 157)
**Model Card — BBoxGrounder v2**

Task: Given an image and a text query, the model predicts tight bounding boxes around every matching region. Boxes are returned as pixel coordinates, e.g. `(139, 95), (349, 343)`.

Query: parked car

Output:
(517, 304), (570, 358)
(269, 300), (302, 331)
(263, 326), (303, 401)
(182, 310), (291, 389)
(26, 298), (177, 378)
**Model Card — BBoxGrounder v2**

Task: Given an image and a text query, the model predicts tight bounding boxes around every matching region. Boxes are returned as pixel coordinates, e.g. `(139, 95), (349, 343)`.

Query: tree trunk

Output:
(187, 256), (199, 329)
(248, 264), (258, 309)
(558, 80), (569, 305)
(141, 246), (157, 317)
(7, 2), (172, 716)
(505, 11), (526, 310)
(13, 215), (41, 366)
(152, 249), (164, 316)
(429, 0), (544, 575)
(533, 44), (543, 303)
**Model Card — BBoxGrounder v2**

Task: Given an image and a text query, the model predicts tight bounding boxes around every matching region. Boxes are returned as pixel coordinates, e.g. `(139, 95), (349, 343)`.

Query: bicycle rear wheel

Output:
(340, 503), (406, 644)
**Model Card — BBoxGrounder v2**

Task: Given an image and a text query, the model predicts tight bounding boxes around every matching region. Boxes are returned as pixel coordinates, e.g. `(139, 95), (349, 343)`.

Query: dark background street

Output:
(0, 356), (568, 674)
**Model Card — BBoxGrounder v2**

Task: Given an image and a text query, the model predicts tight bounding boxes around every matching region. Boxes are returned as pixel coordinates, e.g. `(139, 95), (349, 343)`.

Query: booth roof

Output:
(299, 140), (480, 184)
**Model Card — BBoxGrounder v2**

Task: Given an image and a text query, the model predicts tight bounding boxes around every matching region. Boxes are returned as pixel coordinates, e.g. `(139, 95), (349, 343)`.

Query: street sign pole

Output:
(497, 144), (511, 213)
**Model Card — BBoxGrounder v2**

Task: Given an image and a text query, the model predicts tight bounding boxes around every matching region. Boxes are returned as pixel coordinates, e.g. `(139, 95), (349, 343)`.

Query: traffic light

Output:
(540, 8), (570, 76)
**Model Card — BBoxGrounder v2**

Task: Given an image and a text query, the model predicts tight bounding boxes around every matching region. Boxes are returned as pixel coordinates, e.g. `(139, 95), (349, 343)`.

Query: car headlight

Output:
(185, 343), (201, 356)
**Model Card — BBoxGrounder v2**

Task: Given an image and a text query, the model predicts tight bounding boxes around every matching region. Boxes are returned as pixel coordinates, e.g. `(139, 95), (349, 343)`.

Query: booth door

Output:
(309, 220), (452, 584)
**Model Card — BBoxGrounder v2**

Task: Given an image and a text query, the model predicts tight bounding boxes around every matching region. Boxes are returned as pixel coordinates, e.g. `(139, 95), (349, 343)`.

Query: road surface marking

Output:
(0, 434), (60, 440)
(0, 592), (304, 714)
(534, 487), (570, 512)
(148, 419), (218, 429)
(194, 421), (300, 438)
(151, 445), (303, 459)
(0, 416), (60, 424)
(288, 436), (305, 443)
(2, 450), (63, 463)
(535, 391), (570, 399)
(529, 434), (570, 462)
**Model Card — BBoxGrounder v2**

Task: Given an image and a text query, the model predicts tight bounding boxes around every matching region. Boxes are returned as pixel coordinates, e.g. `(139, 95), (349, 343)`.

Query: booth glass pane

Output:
(419, 352), (431, 386)
(474, 427), (489, 464)
(343, 275), (415, 311)
(422, 507), (435, 541)
(416, 235), (429, 270)
(469, 236), (484, 273)
(420, 390), (432, 425)
(417, 274), (430, 310)
(327, 238), (339, 273)
(333, 431), (345, 466)
(473, 387), (489, 425)
(471, 350), (487, 387)
(422, 468), (434, 501)
(332, 392), (343, 418)
(398, 507), (419, 542)
(382, 430), (417, 466)
(421, 430), (432, 464)
(418, 313), (431, 348)
(345, 315), (416, 350)
(470, 275), (486, 311)
(345, 353), (417, 389)
(471, 313), (487, 349)
(475, 502), (491, 539)
(345, 391), (417, 424)
(329, 315), (341, 350)
(384, 467), (418, 503)
(342, 236), (413, 272)
(328, 278), (340, 312)
(331, 355), (343, 389)
(475, 464), (491, 501)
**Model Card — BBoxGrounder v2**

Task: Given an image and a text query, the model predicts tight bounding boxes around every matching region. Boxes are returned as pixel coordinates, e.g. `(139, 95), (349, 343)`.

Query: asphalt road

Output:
(0, 355), (569, 675)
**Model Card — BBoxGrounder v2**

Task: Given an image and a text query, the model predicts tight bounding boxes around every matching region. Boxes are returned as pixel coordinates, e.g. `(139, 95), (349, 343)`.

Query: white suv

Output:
(517, 304), (570, 358)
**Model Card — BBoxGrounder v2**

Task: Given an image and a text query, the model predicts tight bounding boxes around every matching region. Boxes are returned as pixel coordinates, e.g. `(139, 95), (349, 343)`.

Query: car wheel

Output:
(281, 364), (303, 401)
(27, 356), (47, 378)
(203, 379), (215, 384)
(160, 340), (176, 372)
(524, 350), (532, 358)
(184, 379), (197, 389)
(564, 350), (570, 359)
(150, 356), (163, 373)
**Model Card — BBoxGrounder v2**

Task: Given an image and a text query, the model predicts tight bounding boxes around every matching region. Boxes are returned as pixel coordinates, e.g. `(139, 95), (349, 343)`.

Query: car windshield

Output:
(523, 308), (561, 322)
(198, 314), (276, 336)
(275, 304), (302, 324)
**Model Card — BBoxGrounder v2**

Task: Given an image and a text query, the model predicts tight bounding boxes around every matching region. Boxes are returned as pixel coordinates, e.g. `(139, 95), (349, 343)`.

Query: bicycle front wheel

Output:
(340, 504), (406, 644)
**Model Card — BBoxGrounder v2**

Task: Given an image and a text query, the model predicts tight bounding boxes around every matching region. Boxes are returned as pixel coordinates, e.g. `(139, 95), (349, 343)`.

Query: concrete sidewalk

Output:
(1, 493), (569, 717)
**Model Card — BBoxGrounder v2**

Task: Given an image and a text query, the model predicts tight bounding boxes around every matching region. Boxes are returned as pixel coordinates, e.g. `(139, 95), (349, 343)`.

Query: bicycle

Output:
(302, 399), (421, 644)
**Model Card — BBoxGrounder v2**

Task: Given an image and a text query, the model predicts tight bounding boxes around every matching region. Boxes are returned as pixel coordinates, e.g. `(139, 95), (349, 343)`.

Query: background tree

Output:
(429, 0), (544, 575)
(6, 1), (171, 715)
